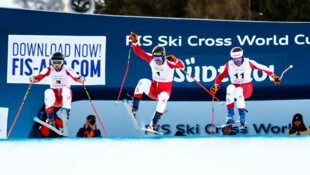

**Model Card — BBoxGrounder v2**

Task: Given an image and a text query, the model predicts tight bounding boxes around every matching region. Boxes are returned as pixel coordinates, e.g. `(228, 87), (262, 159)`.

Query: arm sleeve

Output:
(131, 43), (153, 63)
(215, 63), (229, 86)
(249, 60), (274, 76)
(76, 128), (85, 137)
(167, 58), (185, 69)
(94, 129), (102, 137)
(66, 68), (80, 82)
(36, 67), (51, 82)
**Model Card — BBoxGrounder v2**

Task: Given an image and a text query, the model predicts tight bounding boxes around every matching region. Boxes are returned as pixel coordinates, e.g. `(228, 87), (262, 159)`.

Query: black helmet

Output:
(152, 46), (166, 57)
(292, 113), (303, 122)
(51, 52), (65, 61)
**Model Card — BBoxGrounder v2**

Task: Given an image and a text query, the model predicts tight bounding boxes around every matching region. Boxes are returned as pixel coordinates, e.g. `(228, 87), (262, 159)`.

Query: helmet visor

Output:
(233, 57), (243, 64)
(153, 56), (163, 61)
(51, 60), (64, 65)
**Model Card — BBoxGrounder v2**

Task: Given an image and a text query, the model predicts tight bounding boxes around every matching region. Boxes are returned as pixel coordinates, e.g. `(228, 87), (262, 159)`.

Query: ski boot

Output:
(148, 124), (158, 132)
(131, 97), (140, 118)
(131, 107), (138, 118)
(149, 111), (163, 131)
(238, 109), (246, 129)
(46, 112), (55, 126)
(225, 108), (235, 124)
(60, 108), (69, 137)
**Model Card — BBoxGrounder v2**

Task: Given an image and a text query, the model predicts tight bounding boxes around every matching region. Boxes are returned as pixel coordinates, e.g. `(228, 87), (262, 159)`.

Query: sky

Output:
(0, 0), (19, 8)
(0, 137), (309, 175)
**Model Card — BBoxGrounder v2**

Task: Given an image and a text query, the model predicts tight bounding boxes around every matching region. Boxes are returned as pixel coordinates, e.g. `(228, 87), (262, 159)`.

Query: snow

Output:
(0, 137), (308, 175)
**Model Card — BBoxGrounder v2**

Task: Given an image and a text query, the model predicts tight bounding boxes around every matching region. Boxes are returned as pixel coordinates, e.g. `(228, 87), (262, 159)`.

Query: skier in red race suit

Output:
(29, 52), (85, 137)
(129, 32), (185, 132)
(210, 46), (281, 128)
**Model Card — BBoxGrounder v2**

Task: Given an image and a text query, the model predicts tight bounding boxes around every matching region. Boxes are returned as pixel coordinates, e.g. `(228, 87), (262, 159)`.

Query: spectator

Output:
(76, 115), (101, 137)
(174, 130), (186, 136)
(222, 126), (237, 135)
(287, 113), (309, 135)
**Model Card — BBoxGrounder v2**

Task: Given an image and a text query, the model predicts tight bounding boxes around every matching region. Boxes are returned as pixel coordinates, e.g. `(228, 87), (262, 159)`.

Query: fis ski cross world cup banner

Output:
(0, 8), (309, 137)
(7, 35), (106, 85)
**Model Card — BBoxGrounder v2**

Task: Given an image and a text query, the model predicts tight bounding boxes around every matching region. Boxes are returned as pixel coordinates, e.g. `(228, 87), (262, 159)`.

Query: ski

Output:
(59, 108), (69, 137)
(216, 120), (245, 128)
(122, 99), (139, 130)
(33, 116), (63, 136)
(141, 127), (164, 135)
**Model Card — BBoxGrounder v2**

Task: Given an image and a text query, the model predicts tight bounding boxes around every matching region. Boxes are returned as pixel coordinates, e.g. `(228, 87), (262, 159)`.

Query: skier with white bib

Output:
(29, 52), (85, 135)
(210, 47), (281, 128)
(129, 32), (185, 132)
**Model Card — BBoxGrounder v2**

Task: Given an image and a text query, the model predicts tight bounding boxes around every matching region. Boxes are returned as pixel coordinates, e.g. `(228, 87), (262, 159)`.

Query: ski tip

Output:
(141, 128), (164, 135)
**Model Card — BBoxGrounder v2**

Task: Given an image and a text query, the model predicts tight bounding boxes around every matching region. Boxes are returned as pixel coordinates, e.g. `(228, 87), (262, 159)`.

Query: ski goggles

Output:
(153, 56), (164, 61)
(293, 118), (302, 122)
(233, 57), (243, 64)
(51, 60), (64, 65)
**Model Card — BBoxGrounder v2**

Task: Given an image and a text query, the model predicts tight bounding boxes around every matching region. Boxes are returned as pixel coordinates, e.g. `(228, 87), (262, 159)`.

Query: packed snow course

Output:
(0, 136), (308, 175)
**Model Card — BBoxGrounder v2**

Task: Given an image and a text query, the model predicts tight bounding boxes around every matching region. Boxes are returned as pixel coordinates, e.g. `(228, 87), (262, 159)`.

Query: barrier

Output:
(0, 8), (309, 137)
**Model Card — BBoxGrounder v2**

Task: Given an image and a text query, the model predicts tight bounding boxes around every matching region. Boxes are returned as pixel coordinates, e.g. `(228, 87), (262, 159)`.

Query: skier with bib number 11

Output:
(129, 32), (185, 132)
(210, 47), (281, 129)
(29, 52), (85, 136)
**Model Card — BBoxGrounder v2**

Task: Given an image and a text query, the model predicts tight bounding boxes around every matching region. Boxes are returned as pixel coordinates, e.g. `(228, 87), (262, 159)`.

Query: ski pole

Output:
(180, 68), (224, 105)
(82, 83), (108, 137)
(210, 95), (215, 136)
(116, 46), (132, 105)
(280, 65), (293, 80)
(7, 83), (33, 138)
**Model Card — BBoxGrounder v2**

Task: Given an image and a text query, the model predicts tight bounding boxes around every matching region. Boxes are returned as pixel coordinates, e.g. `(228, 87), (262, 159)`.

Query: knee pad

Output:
(235, 87), (244, 99)
(44, 89), (55, 108)
(156, 92), (169, 113)
(235, 87), (245, 109)
(226, 85), (235, 105)
(135, 78), (151, 95)
(62, 87), (71, 97)
(158, 92), (169, 102)
(62, 87), (72, 109)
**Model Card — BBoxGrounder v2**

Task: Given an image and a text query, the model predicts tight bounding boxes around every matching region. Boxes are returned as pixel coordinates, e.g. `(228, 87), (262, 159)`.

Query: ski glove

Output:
(271, 74), (281, 85)
(210, 85), (219, 95)
(166, 55), (177, 62)
(129, 32), (138, 43)
(29, 76), (37, 83)
(78, 76), (85, 84)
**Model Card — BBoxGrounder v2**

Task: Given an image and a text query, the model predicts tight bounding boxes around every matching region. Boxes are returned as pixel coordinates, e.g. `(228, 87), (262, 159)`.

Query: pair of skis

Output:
(122, 99), (164, 135)
(216, 120), (247, 129)
(33, 108), (69, 136)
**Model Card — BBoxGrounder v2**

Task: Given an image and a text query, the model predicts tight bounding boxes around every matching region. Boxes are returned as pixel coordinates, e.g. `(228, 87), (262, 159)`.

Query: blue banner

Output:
(0, 8), (309, 137)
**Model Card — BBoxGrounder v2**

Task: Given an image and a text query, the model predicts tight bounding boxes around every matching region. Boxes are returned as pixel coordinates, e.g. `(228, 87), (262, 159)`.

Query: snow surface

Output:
(0, 137), (308, 175)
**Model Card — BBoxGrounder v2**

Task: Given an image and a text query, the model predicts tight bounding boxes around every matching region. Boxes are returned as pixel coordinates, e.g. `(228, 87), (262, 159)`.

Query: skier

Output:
(29, 52), (85, 131)
(210, 46), (281, 128)
(129, 32), (185, 132)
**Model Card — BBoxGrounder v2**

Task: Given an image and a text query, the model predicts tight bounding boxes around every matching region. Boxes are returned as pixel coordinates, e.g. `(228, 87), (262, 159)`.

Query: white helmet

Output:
(230, 47), (243, 58)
